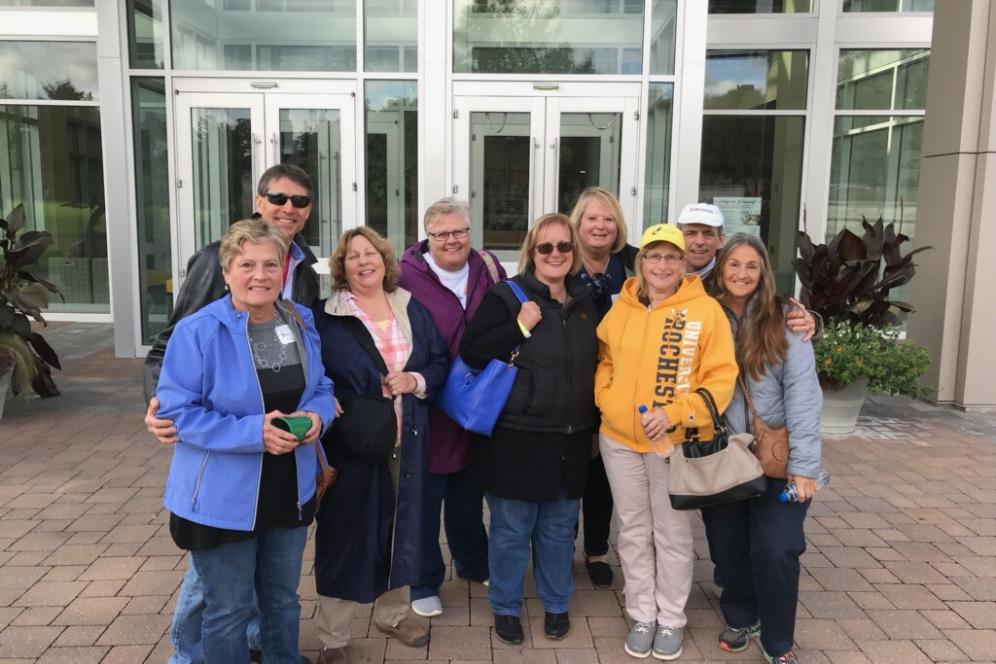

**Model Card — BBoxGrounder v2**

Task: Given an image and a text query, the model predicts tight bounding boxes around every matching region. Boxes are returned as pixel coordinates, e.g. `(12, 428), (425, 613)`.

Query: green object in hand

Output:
(273, 416), (312, 442)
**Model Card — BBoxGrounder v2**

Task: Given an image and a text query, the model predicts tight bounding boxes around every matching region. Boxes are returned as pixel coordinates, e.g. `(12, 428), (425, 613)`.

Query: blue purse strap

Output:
(505, 280), (529, 304)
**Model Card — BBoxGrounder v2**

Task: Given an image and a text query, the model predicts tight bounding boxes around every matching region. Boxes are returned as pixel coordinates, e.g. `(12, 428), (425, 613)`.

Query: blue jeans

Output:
(411, 467), (489, 601)
(189, 527), (308, 664)
(485, 493), (580, 616)
(169, 557), (262, 664)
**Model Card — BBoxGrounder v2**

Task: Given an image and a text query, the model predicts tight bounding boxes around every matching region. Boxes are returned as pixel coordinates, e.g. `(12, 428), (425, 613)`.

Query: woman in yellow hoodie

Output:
(595, 223), (738, 660)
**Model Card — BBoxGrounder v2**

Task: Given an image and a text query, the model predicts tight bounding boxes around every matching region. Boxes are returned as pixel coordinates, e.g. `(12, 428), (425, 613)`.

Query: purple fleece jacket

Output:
(399, 241), (507, 474)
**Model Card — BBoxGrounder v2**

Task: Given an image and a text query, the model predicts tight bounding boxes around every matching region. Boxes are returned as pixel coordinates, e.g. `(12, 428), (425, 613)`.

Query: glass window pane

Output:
(0, 105), (108, 312)
(278, 108), (342, 259)
(558, 112), (622, 214)
(453, 0), (645, 75)
(708, 0), (811, 12)
(0, 0), (92, 5)
(705, 50), (808, 111)
(699, 115), (805, 293)
(189, 108), (255, 248)
(171, 1), (357, 71)
(843, 0), (933, 11)
(0, 42), (98, 101)
(127, 0), (166, 69)
(470, 111), (531, 253)
(644, 83), (673, 227)
(365, 0), (417, 72)
(836, 49), (930, 111)
(365, 81), (418, 255)
(131, 78), (171, 343)
(650, 0), (677, 75)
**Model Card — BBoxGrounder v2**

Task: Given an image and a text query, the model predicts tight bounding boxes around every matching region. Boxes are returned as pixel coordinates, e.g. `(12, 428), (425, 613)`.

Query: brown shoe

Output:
(316, 646), (347, 664)
(376, 617), (429, 647)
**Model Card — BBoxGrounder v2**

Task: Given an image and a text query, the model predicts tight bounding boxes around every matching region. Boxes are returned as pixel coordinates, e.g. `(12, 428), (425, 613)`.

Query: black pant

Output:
(580, 452), (613, 556)
(700, 478), (809, 658)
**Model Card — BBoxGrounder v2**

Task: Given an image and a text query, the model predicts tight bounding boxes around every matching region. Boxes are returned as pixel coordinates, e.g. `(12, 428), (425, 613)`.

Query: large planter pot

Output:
(0, 370), (10, 421)
(820, 377), (869, 435)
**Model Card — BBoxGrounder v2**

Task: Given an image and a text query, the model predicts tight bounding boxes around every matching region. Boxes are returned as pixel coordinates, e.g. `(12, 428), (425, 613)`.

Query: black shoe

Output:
(585, 557), (613, 588)
(544, 611), (571, 640)
(493, 613), (524, 645)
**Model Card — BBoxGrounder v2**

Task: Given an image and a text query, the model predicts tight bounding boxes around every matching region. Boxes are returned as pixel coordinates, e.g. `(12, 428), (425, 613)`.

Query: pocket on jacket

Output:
(504, 368), (534, 414)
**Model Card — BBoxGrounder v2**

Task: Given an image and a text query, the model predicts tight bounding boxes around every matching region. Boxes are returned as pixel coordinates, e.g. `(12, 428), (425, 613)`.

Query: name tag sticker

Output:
(275, 325), (296, 345)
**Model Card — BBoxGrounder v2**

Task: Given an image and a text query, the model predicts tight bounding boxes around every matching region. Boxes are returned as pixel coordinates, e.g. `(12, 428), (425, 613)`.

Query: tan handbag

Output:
(667, 389), (766, 510)
(738, 376), (789, 480)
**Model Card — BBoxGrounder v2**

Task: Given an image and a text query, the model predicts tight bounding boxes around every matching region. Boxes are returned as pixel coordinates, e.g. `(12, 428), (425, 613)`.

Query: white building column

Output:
(908, 0), (996, 409)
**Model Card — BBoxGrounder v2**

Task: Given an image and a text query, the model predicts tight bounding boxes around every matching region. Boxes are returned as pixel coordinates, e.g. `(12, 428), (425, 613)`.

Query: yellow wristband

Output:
(516, 319), (532, 338)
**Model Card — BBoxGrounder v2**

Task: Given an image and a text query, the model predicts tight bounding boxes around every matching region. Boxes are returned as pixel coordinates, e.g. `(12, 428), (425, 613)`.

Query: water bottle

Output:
(638, 405), (670, 457)
(779, 469), (830, 503)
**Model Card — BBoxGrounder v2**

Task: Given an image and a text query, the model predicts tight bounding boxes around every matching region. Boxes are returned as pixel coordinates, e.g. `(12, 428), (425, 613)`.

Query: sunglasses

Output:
(535, 241), (574, 255)
(264, 192), (312, 208)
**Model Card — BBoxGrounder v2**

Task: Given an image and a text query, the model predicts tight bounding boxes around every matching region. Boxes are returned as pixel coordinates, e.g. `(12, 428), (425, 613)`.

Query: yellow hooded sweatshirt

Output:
(595, 274), (738, 456)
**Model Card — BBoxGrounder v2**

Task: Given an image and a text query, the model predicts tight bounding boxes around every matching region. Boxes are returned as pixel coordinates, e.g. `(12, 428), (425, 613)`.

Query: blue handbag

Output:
(436, 280), (529, 436)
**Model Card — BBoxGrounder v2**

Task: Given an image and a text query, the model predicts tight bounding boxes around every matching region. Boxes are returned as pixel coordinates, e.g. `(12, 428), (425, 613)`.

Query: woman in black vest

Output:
(460, 213), (597, 646)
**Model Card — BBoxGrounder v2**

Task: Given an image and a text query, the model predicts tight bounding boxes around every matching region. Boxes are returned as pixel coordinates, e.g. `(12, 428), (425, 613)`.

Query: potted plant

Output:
(793, 216), (932, 434)
(0, 204), (63, 418)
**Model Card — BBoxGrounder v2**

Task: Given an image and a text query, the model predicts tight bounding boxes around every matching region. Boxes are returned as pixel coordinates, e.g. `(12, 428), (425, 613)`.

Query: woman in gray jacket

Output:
(701, 233), (822, 664)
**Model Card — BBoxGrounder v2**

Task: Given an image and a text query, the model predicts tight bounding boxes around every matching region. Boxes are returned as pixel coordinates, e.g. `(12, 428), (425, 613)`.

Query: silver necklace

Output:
(251, 329), (288, 373)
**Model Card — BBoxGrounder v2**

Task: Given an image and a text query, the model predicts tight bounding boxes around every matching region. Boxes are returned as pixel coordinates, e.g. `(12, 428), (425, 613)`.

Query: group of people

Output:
(145, 163), (824, 664)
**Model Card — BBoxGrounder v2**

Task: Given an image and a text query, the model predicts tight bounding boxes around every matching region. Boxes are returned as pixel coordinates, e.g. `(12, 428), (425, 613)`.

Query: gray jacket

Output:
(723, 305), (823, 478)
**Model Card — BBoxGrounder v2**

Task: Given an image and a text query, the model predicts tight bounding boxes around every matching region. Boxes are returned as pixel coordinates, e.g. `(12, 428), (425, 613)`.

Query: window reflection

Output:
(453, 0), (645, 75)
(843, 0), (933, 11)
(837, 49), (930, 111)
(709, 0), (811, 13)
(643, 83), (673, 227)
(705, 50), (809, 111)
(365, 81), (418, 255)
(0, 42), (98, 101)
(127, 0), (166, 69)
(0, 105), (108, 312)
(365, 0), (418, 72)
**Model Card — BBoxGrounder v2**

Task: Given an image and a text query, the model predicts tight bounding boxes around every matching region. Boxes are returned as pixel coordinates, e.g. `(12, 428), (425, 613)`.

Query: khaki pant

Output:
(599, 433), (693, 627)
(316, 452), (413, 649)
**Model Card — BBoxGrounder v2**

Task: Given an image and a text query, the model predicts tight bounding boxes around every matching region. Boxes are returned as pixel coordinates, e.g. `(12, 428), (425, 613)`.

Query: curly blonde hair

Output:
(329, 226), (400, 292)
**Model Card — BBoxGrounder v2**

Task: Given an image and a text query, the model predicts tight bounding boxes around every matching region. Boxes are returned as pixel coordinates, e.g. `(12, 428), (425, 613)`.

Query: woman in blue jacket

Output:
(156, 219), (334, 664)
(312, 227), (449, 664)
(701, 233), (823, 664)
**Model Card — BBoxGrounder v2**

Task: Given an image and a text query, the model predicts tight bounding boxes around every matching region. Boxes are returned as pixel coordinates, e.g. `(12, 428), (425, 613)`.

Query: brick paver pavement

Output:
(1, 323), (994, 663)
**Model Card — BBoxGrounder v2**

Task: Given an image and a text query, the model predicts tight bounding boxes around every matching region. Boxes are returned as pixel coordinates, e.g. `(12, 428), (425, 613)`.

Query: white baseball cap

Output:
(676, 203), (725, 228)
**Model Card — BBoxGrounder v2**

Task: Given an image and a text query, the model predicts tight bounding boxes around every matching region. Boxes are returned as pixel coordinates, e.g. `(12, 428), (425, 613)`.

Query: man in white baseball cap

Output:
(675, 203), (726, 292)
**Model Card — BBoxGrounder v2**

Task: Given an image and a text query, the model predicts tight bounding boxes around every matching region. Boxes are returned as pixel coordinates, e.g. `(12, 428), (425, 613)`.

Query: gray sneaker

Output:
(652, 625), (683, 660)
(624, 621), (656, 658)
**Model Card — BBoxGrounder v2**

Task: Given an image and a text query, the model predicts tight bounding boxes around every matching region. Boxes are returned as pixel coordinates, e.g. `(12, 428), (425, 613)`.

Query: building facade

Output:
(4, 0), (989, 409)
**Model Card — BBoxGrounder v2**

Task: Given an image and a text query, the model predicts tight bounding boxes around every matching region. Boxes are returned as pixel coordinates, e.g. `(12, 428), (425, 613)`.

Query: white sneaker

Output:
(411, 595), (443, 617)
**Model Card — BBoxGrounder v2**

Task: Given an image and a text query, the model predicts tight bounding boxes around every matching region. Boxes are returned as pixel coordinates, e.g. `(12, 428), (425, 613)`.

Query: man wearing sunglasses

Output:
(143, 163), (320, 664)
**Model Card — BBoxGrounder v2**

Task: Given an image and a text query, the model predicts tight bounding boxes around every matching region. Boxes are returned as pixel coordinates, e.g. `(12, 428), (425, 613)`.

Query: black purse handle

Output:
(694, 387), (729, 435)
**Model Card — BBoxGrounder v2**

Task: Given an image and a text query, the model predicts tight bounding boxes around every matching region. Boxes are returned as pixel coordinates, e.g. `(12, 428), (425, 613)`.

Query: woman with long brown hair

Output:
(701, 233), (823, 664)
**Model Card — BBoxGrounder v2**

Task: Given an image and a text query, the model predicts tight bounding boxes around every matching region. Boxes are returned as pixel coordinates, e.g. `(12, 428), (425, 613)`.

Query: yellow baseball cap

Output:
(639, 223), (685, 252)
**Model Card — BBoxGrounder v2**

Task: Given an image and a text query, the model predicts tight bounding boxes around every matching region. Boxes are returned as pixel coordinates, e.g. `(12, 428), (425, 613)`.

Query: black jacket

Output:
(143, 235), (319, 401)
(460, 271), (597, 501)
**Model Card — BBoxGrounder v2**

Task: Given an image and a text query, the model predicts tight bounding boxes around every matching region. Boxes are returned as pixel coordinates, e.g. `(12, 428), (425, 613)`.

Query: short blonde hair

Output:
(635, 241), (685, 301)
(329, 226), (400, 292)
(568, 186), (628, 254)
(218, 219), (289, 272)
(517, 213), (582, 276)
(422, 197), (471, 234)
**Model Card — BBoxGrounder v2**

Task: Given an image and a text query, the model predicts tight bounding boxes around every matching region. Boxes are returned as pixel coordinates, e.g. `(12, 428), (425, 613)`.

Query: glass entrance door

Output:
(174, 90), (355, 289)
(454, 94), (639, 261)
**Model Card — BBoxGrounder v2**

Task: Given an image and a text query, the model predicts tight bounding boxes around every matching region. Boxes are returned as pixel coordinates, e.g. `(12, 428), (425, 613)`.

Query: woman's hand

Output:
(263, 410), (300, 455)
(517, 301), (542, 331)
(787, 474), (818, 502)
(334, 397), (344, 417)
(640, 406), (671, 441)
(785, 298), (816, 342)
(384, 371), (418, 396)
(145, 397), (178, 445)
(289, 410), (322, 444)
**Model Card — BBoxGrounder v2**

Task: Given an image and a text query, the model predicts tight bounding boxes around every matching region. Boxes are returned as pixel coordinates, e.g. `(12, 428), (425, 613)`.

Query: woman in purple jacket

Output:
(399, 198), (507, 618)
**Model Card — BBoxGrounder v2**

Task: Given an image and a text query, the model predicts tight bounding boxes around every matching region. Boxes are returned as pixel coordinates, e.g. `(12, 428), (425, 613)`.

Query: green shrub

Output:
(816, 321), (931, 398)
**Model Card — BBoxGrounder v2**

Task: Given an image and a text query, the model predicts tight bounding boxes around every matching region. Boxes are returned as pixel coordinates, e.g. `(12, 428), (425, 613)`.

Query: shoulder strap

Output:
(737, 375), (759, 419)
(504, 280), (529, 304)
(341, 316), (390, 376)
(479, 251), (500, 286)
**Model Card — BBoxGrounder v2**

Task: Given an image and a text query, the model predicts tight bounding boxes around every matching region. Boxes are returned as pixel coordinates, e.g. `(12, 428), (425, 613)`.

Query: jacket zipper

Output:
(633, 306), (653, 442)
(245, 313), (266, 530)
(562, 305), (574, 435)
(387, 450), (401, 585)
(191, 452), (211, 511)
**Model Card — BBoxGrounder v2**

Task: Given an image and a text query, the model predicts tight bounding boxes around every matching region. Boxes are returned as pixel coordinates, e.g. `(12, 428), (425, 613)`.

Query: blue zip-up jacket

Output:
(723, 303), (823, 478)
(157, 296), (335, 531)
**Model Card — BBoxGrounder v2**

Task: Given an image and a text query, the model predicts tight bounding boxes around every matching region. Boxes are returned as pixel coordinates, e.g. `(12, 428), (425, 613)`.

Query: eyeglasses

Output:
(642, 252), (683, 265)
(264, 192), (312, 209)
(427, 228), (470, 242)
(535, 241), (574, 255)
